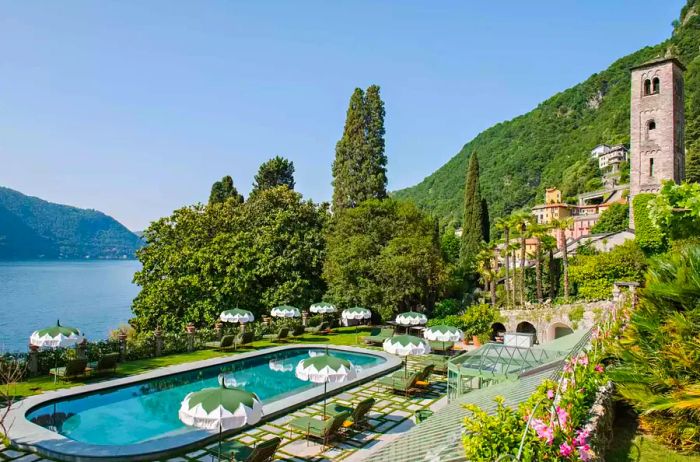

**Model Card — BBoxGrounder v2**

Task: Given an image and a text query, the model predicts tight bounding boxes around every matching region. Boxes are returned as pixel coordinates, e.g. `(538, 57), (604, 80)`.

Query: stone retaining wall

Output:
(584, 381), (616, 461)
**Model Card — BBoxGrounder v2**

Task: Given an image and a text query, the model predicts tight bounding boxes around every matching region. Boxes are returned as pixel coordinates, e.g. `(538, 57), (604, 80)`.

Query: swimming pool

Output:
(26, 347), (384, 446)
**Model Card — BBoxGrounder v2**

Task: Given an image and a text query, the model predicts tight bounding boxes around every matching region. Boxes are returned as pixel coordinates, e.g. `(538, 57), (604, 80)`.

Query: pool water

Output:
(26, 348), (384, 446)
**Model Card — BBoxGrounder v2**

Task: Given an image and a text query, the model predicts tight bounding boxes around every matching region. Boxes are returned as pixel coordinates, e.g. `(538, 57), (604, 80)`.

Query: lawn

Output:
(6, 326), (376, 400)
(607, 403), (700, 462)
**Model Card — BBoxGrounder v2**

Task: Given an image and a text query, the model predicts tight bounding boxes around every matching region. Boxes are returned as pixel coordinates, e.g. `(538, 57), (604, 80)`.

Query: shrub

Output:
(610, 246), (700, 452)
(590, 202), (629, 234)
(568, 240), (647, 300)
(633, 193), (667, 255)
(431, 299), (463, 318)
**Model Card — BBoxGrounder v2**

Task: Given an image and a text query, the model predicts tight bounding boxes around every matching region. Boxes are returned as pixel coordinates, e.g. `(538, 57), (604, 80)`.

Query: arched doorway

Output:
(516, 321), (537, 344)
(548, 322), (574, 341)
(491, 322), (506, 342)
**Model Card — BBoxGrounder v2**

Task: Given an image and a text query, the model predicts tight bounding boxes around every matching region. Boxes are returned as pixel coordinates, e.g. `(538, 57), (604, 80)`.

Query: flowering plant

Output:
(462, 350), (607, 461)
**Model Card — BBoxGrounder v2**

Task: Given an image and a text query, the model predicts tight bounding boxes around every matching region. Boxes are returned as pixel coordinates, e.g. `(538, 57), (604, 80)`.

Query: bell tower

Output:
(629, 57), (685, 228)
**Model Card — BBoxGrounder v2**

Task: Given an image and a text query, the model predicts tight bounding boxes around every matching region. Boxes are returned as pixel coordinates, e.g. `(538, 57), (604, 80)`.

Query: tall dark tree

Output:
(252, 156), (295, 194)
(481, 198), (490, 243)
(332, 85), (388, 212)
(209, 175), (243, 205)
(364, 85), (388, 199)
(460, 152), (485, 264)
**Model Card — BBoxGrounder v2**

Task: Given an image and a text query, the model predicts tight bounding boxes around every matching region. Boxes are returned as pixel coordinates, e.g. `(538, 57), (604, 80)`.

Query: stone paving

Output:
(0, 355), (448, 462)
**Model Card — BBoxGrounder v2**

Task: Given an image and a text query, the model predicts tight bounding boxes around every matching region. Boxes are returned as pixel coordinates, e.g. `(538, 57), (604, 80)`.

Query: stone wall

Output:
(583, 381), (616, 462)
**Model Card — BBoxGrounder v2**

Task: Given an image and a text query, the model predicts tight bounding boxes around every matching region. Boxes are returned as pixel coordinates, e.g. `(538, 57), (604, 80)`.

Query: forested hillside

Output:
(0, 186), (142, 259)
(394, 0), (700, 227)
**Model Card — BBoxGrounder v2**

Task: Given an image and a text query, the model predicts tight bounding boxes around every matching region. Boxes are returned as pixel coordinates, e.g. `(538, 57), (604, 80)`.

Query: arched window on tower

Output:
(646, 120), (656, 140)
(652, 77), (660, 94)
(644, 79), (652, 95)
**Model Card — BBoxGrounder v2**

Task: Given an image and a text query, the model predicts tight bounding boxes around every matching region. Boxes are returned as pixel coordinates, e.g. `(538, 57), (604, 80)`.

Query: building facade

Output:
(629, 57), (686, 228)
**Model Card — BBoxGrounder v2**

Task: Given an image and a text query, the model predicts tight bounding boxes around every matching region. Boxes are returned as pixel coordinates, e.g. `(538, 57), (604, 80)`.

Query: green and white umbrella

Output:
(310, 302), (336, 314)
(383, 334), (431, 377)
(30, 320), (85, 349)
(30, 320), (85, 383)
(424, 325), (463, 353)
(296, 353), (356, 419)
(220, 309), (254, 324)
(395, 311), (428, 326)
(341, 306), (371, 321)
(270, 305), (300, 318)
(179, 384), (263, 461)
(342, 307), (372, 343)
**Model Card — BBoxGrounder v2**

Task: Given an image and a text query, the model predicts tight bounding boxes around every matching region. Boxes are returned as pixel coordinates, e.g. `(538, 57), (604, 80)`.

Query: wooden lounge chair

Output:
(291, 324), (306, 338)
(263, 327), (289, 342)
(204, 335), (236, 350)
(325, 397), (375, 432)
(422, 354), (449, 374)
(289, 411), (350, 447)
(88, 352), (119, 376)
(305, 321), (330, 334)
(237, 331), (254, 347)
(363, 327), (394, 345)
(214, 436), (281, 462)
(378, 370), (420, 397)
(50, 358), (88, 380)
(414, 364), (435, 388)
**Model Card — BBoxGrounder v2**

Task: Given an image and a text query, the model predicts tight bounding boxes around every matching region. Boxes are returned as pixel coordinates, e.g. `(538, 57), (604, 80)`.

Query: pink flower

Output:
(577, 354), (589, 366)
(531, 419), (554, 444)
(563, 362), (574, 373)
(556, 405), (569, 429)
(578, 443), (593, 461)
(574, 429), (590, 447)
(559, 441), (573, 457)
(547, 389), (555, 399)
(594, 364), (604, 373)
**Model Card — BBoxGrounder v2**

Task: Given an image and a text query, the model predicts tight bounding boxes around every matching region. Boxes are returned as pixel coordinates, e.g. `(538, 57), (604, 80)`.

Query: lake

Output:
(0, 260), (140, 352)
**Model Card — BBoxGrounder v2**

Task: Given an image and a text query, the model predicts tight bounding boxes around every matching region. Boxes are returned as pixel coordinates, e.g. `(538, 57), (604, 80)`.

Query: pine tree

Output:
(460, 152), (485, 264)
(332, 86), (388, 212)
(252, 156), (295, 194)
(209, 175), (244, 205)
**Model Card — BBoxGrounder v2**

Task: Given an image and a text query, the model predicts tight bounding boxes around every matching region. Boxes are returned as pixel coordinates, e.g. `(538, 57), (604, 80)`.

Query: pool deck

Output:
(5, 344), (403, 462)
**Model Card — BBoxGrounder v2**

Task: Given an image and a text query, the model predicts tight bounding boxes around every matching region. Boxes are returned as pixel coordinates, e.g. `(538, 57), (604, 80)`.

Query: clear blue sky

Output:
(0, 1), (686, 230)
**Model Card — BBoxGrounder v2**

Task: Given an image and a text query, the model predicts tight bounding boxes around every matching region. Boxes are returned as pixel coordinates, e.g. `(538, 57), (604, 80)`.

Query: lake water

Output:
(0, 260), (140, 352)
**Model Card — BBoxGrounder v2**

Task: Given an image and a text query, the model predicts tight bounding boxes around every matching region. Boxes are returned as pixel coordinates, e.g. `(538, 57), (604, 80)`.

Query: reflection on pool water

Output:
(27, 348), (384, 446)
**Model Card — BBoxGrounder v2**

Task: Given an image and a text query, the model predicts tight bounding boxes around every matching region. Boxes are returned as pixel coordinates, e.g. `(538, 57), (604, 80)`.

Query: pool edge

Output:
(6, 344), (402, 462)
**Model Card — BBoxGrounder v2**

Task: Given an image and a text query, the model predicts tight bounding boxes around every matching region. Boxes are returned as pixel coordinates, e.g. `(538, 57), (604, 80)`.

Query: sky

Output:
(0, 1), (687, 230)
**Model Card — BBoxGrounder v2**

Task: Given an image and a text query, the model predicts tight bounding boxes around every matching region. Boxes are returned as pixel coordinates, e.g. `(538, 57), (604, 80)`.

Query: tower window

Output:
(652, 77), (660, 94)
(648, 120), (656, 131)
(644, 79), (652, 95)
(649, 158), (655, 177)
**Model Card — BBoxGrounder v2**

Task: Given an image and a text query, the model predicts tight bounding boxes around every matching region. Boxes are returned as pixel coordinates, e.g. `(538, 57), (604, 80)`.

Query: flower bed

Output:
(462, 344), (610, 461)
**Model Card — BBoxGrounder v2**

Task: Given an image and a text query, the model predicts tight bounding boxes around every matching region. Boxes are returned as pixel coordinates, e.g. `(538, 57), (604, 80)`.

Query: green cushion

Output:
(218, 441), (253, 460)
(325, 403), (352, 417)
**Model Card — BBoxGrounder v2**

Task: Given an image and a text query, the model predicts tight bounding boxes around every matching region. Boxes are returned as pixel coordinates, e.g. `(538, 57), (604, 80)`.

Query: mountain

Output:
(0, 186), (142, 260)
(394, 1), (700, 227)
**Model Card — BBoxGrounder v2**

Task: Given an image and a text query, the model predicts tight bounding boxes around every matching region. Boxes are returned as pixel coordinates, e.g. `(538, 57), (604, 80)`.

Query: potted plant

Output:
(186, 322), (196, 334)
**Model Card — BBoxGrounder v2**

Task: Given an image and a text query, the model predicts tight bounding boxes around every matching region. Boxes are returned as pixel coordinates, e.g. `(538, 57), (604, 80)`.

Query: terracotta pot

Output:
(472, 335), (481, 347)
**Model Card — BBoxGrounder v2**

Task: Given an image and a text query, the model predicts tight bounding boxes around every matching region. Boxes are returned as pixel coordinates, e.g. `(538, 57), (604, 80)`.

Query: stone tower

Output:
(629, 57), (685, 228)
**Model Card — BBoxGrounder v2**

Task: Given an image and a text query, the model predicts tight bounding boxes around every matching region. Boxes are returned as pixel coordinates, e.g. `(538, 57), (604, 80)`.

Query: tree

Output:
(512, 211), (534, 306)
(540, 233), (559, 301)
(552, 217), (574, 299)
(529, 222), (549, 303)
(252, 156), (295, 194)
(364, 85), (388, 200)
(331, 86), (388, 212)
(495, 217), (512, 307)
(476, 244), (497, 305)
(209, 175), (244, 205)
(323, 199), (445, 320)
(460, 153), (486, 265)
(648, 180), (700, 240)
(590, 203), (629, 234)
(0, 354), (27, 438)
(133, 187), (327, 331)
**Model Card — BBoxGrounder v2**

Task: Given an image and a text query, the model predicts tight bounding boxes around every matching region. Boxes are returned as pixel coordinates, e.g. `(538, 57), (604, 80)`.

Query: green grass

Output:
(6, 326), (375, 399)
(607, 403), (700, 462)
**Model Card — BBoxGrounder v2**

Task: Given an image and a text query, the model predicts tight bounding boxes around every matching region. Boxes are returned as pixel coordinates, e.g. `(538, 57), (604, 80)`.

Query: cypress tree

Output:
(364, 85), (388, 200)
(209, 175), (244, 205)
(460, 152), (485, 264)
(332, 85), (388, 212)
(252, 156), (295, 194)
(481, 198), (490, 243)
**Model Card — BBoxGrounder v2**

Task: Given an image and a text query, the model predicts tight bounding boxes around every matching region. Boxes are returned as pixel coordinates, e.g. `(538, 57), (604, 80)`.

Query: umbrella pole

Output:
(404, 356), (408, 378)
(54, 348), (58, 384)
(217, 423), (222, 462)
(323, 381), (327, 420)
